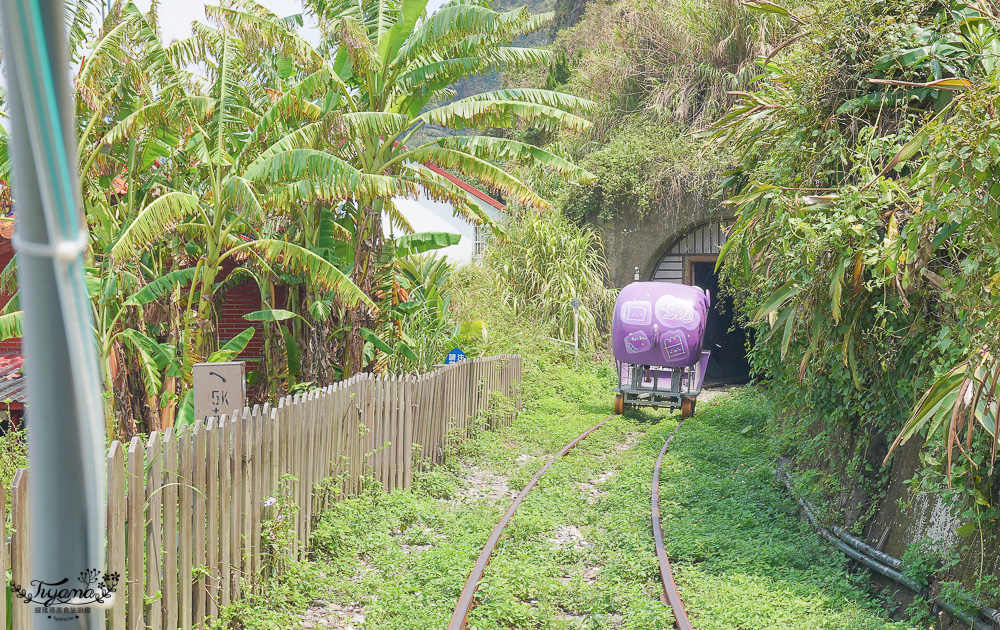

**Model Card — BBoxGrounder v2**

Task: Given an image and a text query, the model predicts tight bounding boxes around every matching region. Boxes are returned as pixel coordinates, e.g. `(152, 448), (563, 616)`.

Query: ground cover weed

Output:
(288, 368), (925, 628)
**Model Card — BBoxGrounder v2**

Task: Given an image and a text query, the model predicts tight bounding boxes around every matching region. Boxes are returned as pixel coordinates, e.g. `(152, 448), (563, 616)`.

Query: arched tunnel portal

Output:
(589, 192), (751, 385)
(649, 222), (752, 386)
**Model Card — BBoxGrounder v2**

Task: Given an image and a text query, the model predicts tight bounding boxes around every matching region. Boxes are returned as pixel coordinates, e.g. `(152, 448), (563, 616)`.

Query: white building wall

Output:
(383, 193), (504, 263)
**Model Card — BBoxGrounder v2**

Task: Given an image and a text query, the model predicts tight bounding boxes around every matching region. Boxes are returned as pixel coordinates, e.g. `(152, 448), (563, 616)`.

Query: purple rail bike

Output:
(612, 282), (711, 417)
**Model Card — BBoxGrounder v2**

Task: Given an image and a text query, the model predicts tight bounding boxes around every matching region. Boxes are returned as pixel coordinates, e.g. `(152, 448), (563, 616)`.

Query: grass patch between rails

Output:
(215, 345), (928, 629)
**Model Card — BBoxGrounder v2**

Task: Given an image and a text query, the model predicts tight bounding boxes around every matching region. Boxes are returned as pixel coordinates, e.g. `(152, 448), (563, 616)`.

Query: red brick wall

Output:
(217, 281), (265, 362)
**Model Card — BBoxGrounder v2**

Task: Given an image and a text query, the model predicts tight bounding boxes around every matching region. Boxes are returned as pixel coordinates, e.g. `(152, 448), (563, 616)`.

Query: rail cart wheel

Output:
(681, 397), (695, 419)
(614, 393), (625, 415)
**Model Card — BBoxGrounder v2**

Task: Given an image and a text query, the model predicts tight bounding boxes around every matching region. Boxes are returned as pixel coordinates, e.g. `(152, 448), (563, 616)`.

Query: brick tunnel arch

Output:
(651, 221), (752, 386)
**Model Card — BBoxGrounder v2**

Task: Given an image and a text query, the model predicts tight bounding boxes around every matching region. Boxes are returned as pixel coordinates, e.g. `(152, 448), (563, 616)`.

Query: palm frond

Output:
(111, 191), (202, 260)
(245, 148), (417, 199)
(207, 327), (256, 363)
(406, 146), (548, 207)
(511, 10), (553, 36)
(400, 163), (498, 228)
(462, 88), (595, 113)
(342, 112), (411, 139)
(339, 15), (382, 75)
(395, 3), (512, 64)
(222, 176), (267, 225)
(382, 198), (414, 234)
(0, 311), (22, 340)
(242, 121), (335, 170)
(117, 328), (171, 395)
(95, 100), (171, 149)
(124, 267), (198, 307)
(0, 254), (17, 295)
(393, 231), (460, 256)
(2, 292), (18, 315)
(234, 69), (336, 169)
(233, 239), (375, 310)
(243, 308), (301, 322)
(433, 136), (596, 184)
(489, 46), (551, 70)
(394, 57), (481, 91)
(206, 2), (322, 67)
(77, 7), (140, 87)
(419, 98), (591, 132)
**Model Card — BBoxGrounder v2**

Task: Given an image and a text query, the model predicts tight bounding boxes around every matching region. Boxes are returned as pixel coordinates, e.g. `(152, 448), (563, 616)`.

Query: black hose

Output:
(830, 524), (902, 570)
(775, 464), (997, 630)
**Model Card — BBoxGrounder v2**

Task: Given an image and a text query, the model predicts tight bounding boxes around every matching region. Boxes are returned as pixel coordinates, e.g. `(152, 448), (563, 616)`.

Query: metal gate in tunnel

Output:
(652, 222), (752, 386)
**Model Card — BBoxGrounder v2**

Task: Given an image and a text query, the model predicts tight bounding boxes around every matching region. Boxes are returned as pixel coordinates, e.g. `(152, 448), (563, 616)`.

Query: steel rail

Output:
(447, 416), (613, 630)
(652, 420), (695, 630)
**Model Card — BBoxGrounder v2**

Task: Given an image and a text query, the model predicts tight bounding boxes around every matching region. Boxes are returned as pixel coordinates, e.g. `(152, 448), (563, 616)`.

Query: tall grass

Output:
(1, 428), (26, 529)
(563, 0), (793, 133)
(482, 210), (614, 349)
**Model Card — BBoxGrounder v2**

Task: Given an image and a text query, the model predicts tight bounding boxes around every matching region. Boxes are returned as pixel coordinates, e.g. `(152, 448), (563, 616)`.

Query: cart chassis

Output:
(616, 360), (703, 411)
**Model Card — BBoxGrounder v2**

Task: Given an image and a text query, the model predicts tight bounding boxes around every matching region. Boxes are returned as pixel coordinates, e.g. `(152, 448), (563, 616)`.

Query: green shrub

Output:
(901, 537), (960, 591)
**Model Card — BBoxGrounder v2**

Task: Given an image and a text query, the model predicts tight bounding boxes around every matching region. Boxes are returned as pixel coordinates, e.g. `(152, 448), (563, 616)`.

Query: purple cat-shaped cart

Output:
(611, 282), (711, 417)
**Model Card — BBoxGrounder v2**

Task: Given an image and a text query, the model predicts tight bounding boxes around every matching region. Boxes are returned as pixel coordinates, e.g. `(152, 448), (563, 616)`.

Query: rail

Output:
(652, 420), (694, 629)
(449, 415), (694, 629)
(447, 416), (612, 630)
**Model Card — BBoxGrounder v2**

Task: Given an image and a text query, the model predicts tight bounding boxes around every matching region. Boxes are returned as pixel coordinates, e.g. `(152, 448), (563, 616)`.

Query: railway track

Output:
(447, 416), (694, 630)
(653, 421), (693, 629)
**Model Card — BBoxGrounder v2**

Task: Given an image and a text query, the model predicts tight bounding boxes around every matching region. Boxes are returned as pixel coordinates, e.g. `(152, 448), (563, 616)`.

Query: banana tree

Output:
(390, 252), (457, 373)
(72, 1), (382, 430)
(0, 1), (183, 435)
(102, 18), (387, 412)
(298, 0), (597, 375)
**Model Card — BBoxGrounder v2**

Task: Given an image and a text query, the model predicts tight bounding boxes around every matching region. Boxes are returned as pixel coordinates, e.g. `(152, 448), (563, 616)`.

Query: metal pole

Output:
(574, 309), (579, 357)
(570, 297), (580, 367)
(0, 1), (107, 628)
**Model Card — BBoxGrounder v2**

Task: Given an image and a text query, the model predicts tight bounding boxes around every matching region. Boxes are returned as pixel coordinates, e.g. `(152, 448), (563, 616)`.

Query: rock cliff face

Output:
(874, 445), (963, 562)
(789, 419), (997, 628)
(865, 441), (999, 624)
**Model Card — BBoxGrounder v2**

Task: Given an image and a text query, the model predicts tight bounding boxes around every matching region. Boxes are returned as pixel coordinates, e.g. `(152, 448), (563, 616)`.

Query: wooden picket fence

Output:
(0, 354), (521, 630)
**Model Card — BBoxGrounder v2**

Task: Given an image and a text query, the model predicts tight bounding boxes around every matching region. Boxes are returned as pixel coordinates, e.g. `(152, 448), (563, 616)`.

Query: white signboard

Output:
(193, 362), (246, 421)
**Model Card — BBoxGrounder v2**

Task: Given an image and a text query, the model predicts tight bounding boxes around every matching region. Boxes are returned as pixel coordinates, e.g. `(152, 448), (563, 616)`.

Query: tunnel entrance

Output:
(691, 261), (752, 386)
(651, 222), (752, 385)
